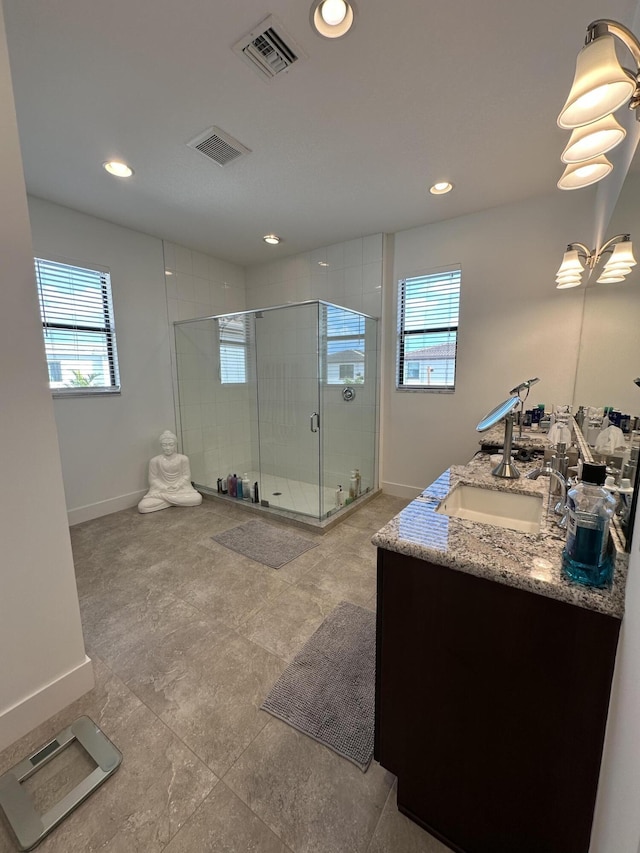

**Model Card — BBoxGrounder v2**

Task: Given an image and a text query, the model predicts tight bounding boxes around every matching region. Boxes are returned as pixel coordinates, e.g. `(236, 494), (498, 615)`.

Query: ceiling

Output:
(3, 0), (639, 267)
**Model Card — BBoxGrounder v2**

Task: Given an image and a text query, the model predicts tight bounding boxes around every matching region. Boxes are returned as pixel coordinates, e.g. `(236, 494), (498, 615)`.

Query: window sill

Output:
(52, 387), (121, 399)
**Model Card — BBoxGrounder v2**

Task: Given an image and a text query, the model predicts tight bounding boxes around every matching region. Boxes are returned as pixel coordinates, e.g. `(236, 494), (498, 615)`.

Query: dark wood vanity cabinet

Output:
(374, 549), (621, 853)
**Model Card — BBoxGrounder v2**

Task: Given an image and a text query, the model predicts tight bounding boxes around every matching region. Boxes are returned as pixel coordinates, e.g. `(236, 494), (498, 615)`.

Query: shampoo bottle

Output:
(242, 474), (251, 500)
(562, 462), (616, 588)
(236, 477), (243, 499)
(349, 471), (358, 500)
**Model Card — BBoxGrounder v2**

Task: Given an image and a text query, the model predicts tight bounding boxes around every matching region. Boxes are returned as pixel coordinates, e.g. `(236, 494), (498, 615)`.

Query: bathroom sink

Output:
(435, 484), (543, 534)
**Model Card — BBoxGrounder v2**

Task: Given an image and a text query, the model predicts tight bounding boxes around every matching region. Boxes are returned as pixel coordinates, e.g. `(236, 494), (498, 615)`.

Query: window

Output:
(324, 304), (366, 384)
(397, 266), (461, 391)
(35, 258), (120, 395)
(218, 315), (248, 384)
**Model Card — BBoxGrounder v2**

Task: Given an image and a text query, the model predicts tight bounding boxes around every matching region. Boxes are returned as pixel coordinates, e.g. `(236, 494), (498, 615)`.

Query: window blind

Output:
(218, 315), (249, 384)
(324, 304), (366, 385)
(397, 267), (461, 390)
(34, 258), (120, 394)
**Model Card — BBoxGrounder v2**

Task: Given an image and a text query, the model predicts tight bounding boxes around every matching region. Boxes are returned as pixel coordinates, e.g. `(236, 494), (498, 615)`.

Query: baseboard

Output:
(0, 656), (94, 752)
(68, 490), (146, 526)
(381, 480), (423, 499)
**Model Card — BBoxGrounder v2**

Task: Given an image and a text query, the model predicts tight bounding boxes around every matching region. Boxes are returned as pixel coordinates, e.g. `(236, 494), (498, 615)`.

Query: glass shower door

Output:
(254, 303), (321, 518)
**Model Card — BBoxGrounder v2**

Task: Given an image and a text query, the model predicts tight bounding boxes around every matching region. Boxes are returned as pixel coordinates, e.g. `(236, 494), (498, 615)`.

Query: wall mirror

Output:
(573, 165), (640, 549)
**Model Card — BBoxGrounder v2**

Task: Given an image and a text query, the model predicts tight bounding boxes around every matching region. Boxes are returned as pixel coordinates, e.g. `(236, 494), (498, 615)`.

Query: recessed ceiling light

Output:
(263, 234), (282, 245)
(318, 261), (329, 267)
(430, 181), (453, 195)
(103, 161), (134, 178)
(165, 270), (173, 276)
(310, 0), (356, 39)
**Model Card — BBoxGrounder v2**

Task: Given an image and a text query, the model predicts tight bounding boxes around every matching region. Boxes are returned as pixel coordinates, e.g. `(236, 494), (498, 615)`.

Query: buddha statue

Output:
(138, 430), (202, 513)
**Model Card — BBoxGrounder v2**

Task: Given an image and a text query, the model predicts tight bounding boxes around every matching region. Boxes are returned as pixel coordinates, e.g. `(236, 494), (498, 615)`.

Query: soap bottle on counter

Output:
(562, 462), (616, 588)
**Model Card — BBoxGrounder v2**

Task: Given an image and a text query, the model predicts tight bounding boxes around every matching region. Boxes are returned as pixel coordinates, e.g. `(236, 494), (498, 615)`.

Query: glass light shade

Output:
(556, 249), (585, 276)
(557, 156), (613, 190)
(556, 277), (584, 289)
(557, 34), (636, 129)
(561, 114), (626, 163)
(597, 273), (626, 282)
(607, 239), (637, 266)
(602, 263), (633, 275)
(556, 273), (583, 285)
(311, 0), (355, 38)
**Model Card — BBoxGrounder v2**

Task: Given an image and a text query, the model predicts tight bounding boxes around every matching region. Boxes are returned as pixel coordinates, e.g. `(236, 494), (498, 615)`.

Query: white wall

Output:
(27, 197), (177, 523)
(383, 190), (595, 496)
(0, 3), (92, 751)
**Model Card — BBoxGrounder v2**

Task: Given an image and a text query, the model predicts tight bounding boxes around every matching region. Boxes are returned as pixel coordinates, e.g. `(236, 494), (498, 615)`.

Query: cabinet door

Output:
(375, 549), (620, 853)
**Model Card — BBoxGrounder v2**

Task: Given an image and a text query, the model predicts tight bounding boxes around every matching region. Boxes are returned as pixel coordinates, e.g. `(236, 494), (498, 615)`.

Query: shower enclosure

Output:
(173, 301), (378, 522)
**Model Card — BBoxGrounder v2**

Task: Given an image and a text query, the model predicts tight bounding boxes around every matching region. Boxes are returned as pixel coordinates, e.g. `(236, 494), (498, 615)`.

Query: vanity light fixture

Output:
(103, 161), (134, 178)
(263, 234), (282, 245)
(310, 0), (356, 39)
(429, 181), (453, 195)
(555, 234), (636, 288)
(557, 20), (640, 190)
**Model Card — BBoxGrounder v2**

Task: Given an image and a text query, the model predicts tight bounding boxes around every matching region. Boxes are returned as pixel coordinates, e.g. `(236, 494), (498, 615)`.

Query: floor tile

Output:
(163, 781), (291, 852)
(295, 548), (377, 609)
(224, 717), (394, 853)
(238, 584), (338, 661)
(366, 782), (451, 853)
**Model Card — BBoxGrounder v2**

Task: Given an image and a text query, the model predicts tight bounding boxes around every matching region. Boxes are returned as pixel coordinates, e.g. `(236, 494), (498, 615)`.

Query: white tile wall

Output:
(245, 233), (383, 318)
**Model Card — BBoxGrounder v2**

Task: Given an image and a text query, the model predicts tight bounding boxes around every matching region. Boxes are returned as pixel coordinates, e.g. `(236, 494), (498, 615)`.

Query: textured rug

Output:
(211, 519), (318, 569)
(261, 601), (376, 770)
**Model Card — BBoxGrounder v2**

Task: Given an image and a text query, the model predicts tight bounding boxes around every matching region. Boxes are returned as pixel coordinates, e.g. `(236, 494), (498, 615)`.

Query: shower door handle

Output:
(310, 412), (320, 433)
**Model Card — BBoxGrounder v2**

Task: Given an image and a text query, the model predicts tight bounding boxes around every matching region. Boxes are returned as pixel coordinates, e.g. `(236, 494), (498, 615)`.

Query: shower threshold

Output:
(198, 480), (381, 532)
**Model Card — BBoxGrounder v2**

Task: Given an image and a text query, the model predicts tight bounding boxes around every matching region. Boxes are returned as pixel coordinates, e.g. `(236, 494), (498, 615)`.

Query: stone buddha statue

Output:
(138, 430), (202, 513)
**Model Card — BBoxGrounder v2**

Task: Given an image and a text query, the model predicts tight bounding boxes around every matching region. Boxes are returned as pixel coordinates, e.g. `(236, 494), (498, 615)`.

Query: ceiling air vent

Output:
(233, 15), (307, 82)
(187, 126), (251, 167)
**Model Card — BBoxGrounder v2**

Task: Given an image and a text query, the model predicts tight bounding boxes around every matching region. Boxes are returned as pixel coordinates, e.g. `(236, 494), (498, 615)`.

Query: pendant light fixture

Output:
(556, 20), (640, 190)
(555, 235), (636, 288)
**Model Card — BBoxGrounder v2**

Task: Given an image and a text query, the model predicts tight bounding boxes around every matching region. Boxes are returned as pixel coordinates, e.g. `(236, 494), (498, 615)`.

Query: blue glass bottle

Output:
(562, 463), (616, 588)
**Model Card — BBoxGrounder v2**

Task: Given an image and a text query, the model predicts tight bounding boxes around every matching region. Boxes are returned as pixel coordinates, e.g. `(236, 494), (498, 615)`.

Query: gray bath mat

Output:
(211, 520), (318, 568)
(261, 601), (376, 770)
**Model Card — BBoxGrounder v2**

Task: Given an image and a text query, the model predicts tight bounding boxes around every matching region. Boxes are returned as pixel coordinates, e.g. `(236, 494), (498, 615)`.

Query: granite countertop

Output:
(372, 452), (628, 619)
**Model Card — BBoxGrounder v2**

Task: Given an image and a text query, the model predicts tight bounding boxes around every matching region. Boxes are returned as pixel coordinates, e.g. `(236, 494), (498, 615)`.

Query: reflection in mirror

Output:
(574, 169), (640, 547)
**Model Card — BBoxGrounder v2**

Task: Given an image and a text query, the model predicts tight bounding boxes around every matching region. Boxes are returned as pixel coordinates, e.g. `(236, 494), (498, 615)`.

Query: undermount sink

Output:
(435, 483), (543, 534)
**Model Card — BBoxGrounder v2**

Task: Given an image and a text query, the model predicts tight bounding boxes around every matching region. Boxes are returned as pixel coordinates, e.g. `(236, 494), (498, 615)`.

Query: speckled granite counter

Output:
(372, 453), (628, 619)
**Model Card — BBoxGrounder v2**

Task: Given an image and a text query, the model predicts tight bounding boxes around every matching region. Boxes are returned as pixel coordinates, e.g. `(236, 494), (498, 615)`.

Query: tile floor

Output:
(0, 495), (450, 853)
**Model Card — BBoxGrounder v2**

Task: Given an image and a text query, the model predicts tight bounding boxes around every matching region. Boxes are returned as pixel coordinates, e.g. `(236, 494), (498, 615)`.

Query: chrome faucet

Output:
(526, 465), (569, 528)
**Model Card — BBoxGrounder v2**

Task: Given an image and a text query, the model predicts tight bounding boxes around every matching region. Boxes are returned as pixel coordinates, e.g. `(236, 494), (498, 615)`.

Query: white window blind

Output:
(218, 315), (248, 384)
(324, 304), (366, 385)
(34, 258), (120, 395)
(397, 266), (461, 390)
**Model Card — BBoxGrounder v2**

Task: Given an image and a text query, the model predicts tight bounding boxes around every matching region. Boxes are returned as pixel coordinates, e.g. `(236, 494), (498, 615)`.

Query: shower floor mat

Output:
(211, 519), (318, 568)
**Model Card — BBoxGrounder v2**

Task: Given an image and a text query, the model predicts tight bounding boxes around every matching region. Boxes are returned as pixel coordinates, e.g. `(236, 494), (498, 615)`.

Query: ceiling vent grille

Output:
(187, 126), (251, 167)
(233, 15), (306, 81)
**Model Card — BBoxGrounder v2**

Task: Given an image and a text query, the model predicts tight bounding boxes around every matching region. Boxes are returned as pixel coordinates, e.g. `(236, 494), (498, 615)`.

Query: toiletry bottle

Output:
(236, 477), (243, 499)
(254, 481), (259, 503)
(567, 443), (580, 469)
(231, 474), (237, 498)
(336, 485), (344, 508)
(562, 462), (616, 588)
(226, 474), (232, 496)
(217, 478), (222, 494)
(242, 474), (251, 500)
(349, 470), (358, 500)
(355, 468), (361, 496)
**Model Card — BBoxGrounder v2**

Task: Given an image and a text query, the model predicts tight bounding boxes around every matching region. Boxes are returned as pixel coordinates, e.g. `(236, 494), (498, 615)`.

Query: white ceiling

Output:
(3, 0), (639, 266)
